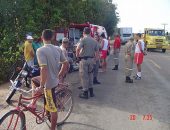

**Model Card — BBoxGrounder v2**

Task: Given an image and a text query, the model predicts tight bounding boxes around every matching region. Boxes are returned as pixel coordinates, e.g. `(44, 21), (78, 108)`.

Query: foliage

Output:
(0, 0), (119, 83)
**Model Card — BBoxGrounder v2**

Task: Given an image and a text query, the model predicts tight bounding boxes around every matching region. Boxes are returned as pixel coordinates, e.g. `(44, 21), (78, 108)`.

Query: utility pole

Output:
(162, 23), (168, 35)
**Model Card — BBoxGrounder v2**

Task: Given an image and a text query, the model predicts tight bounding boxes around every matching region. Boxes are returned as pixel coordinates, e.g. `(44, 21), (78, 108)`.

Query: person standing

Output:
(93, 34), (101, 84)
(76, 27), (99, 99)
(32, 37), (43, 66)
(124, 37), (135, 83)
(29, 29), (69, 130)
(134, 33), (145, 80)
(60, 37), (70, 83)
(112, 34), (121, 70)
(24, 35), (34, 67)
(100, 33), (109, 72)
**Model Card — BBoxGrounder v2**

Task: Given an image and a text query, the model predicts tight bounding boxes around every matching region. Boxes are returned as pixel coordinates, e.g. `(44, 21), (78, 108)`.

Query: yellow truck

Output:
(144, 28), (169, 53)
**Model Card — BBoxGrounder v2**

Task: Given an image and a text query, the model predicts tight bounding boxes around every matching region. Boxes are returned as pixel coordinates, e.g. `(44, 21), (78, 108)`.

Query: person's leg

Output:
(44, 88), (58, 130)
(137, 64), (141, 77)
(112, 51), (119, 70)
(89, 61), (94, 97)
(50, 112), (58, 130)
(103, 58), (107, 71)
(93, 63), (97, 79)
(126, 57), (133, 83)
(27, 76), (40, 108)
(79, 60), (89, 99)
(101, 59), (105, 72)
(93, 60), (100, 84)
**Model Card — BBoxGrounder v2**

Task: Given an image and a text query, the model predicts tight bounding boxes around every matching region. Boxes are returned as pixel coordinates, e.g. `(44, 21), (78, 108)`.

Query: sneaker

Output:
(135, 75), (141, 80)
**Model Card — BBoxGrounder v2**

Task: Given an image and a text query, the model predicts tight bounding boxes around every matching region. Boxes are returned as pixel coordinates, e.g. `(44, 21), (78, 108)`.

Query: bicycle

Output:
(0, 80), (73, 130)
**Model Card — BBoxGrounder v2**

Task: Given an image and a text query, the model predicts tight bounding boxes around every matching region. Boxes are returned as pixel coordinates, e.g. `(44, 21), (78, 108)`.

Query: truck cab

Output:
(144, 28), (169, 53)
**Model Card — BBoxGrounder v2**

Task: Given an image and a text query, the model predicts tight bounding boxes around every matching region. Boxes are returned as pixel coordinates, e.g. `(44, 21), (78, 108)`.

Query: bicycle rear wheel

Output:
(0, 110), (26, 130)
(56, 88), (73, 125)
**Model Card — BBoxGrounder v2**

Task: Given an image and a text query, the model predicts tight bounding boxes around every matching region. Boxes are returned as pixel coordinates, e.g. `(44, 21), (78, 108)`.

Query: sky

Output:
(113, 0), (170, 33)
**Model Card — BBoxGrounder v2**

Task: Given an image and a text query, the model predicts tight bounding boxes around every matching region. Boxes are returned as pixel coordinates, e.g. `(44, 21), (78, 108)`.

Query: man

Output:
(60, 37), (70, 83)
(76, 27), (99, 99)
(124, 37), (135, 83)
(60, 37), (69, 60)
(134, 33), (145, 80)
(112, 34), (121, 70)
(24, 35), (34, 67)
(29, 29), (69, 130)
(93, 34), (101, 84)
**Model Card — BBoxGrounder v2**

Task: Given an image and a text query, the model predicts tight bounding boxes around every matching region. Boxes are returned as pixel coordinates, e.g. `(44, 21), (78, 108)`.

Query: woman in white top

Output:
(134, 33), (145, 80)
(100, 33), (109, 72)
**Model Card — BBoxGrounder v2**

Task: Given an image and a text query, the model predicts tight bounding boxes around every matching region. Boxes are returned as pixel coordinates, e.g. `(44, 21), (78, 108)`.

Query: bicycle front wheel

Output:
(0, 110), (26, 130)
(56, 88), (73, 125)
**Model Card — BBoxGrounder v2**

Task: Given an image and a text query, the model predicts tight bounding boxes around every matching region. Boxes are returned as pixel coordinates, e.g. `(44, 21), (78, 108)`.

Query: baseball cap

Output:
(62, 37), (69, 43)
(26, 35), (33, 40)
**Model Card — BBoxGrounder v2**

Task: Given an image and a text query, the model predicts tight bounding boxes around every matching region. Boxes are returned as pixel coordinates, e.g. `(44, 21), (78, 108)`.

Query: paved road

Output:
(0, 48), (170, 130)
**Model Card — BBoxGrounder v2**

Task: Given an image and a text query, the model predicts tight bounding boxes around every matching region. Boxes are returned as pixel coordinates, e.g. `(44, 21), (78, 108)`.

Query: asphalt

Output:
(0, 48), (170, 130)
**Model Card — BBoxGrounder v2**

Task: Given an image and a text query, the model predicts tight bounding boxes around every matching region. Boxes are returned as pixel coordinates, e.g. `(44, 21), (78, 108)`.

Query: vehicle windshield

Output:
(123, 34), (131, 37)
(148, 30), (165, 36)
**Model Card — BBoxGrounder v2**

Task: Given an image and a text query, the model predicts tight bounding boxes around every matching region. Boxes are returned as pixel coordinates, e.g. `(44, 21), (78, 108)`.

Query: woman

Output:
(100, 33), (109, 72)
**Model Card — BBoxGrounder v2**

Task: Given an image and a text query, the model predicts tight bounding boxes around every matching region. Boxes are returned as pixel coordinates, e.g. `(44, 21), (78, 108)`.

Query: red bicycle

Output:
(0, 80), (73, 130)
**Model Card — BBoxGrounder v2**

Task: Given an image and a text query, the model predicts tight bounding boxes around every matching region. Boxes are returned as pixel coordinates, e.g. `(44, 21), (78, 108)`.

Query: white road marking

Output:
(149, 59), (161, 69)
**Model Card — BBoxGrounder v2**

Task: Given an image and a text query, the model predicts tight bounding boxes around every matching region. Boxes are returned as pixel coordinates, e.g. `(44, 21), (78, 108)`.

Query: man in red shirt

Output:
(112, 34), (121, 70)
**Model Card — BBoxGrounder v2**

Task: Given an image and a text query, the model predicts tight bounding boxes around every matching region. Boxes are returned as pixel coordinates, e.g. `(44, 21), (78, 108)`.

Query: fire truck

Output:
(55, 22), (108, 46)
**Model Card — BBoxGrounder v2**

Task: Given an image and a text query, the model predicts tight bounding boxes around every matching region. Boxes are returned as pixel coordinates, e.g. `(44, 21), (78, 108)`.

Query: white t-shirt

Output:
(102, 39), (109, 51)
(135, 39), (145, 53)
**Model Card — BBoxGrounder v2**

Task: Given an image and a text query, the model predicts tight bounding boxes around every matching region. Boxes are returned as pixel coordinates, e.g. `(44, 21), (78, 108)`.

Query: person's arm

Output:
(101, 40), (104, 50)
(58, 61), (69, 79)
(76, 46), (81, 58)
(40, 66), (47, 87)
(58, 48), (69, 79)
(138, 41), (143, 53)
(36, 49), (48, 88)
(76, 39), (84, 58)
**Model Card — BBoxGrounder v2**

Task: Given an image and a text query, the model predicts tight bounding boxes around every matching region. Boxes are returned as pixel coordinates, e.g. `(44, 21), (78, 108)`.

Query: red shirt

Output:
(113, 37), (121, 49)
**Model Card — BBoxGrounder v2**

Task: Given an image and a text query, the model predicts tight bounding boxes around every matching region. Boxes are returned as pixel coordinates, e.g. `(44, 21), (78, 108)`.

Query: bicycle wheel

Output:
(0, 110), (26, 130)
(56, 88), (73, 125)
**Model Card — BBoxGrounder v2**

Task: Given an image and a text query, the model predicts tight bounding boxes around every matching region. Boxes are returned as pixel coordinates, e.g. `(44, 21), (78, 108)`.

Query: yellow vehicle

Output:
(144, 28), (169, 53)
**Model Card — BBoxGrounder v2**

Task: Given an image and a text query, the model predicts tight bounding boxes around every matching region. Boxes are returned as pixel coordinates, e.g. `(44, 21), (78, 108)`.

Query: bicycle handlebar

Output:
(10, 80), (34, 93)
(10, 80), (69, 94)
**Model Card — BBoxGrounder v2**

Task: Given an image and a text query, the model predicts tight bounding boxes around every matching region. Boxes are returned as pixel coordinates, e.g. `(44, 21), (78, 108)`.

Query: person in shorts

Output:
(28, 29), (69, 130)
(134, 33), (145, 80)
(100, 33), (109, 72)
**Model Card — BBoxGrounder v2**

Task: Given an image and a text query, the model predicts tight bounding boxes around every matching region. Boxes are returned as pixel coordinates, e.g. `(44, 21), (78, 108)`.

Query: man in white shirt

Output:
(134, 33), (145, 80)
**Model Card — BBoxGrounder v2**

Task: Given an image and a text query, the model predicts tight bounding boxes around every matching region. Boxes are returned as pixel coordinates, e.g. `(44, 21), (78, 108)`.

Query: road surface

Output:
(0, 48), (170, 130)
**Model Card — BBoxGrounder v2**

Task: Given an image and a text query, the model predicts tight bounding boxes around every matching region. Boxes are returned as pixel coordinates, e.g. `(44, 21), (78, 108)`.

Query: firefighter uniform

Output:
(124, 38), (135, 83)
(112, 35), (121, 70)
(77, 32), (98, 99)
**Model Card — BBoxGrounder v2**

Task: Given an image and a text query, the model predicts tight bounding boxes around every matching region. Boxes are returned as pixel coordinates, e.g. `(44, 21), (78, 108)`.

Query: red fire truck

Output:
(55, 22), (108, 46)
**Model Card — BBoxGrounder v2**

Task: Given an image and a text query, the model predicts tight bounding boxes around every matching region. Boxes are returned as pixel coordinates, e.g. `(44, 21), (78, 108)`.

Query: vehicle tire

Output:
(47, 88), (73, 126)
(6, 89), (17, 104)
(147, 48), (150, 51)
(162, 49), (166, 53)
(0, 110), (26, 130)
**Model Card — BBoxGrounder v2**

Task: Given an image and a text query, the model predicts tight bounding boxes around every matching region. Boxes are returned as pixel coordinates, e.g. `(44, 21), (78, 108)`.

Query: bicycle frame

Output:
(3, 83), (70, 130)
(11, 93), (45, 130)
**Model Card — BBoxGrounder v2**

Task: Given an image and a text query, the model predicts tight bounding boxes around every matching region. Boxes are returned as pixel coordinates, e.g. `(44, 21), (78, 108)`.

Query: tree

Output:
(0, 0), (119, 83)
